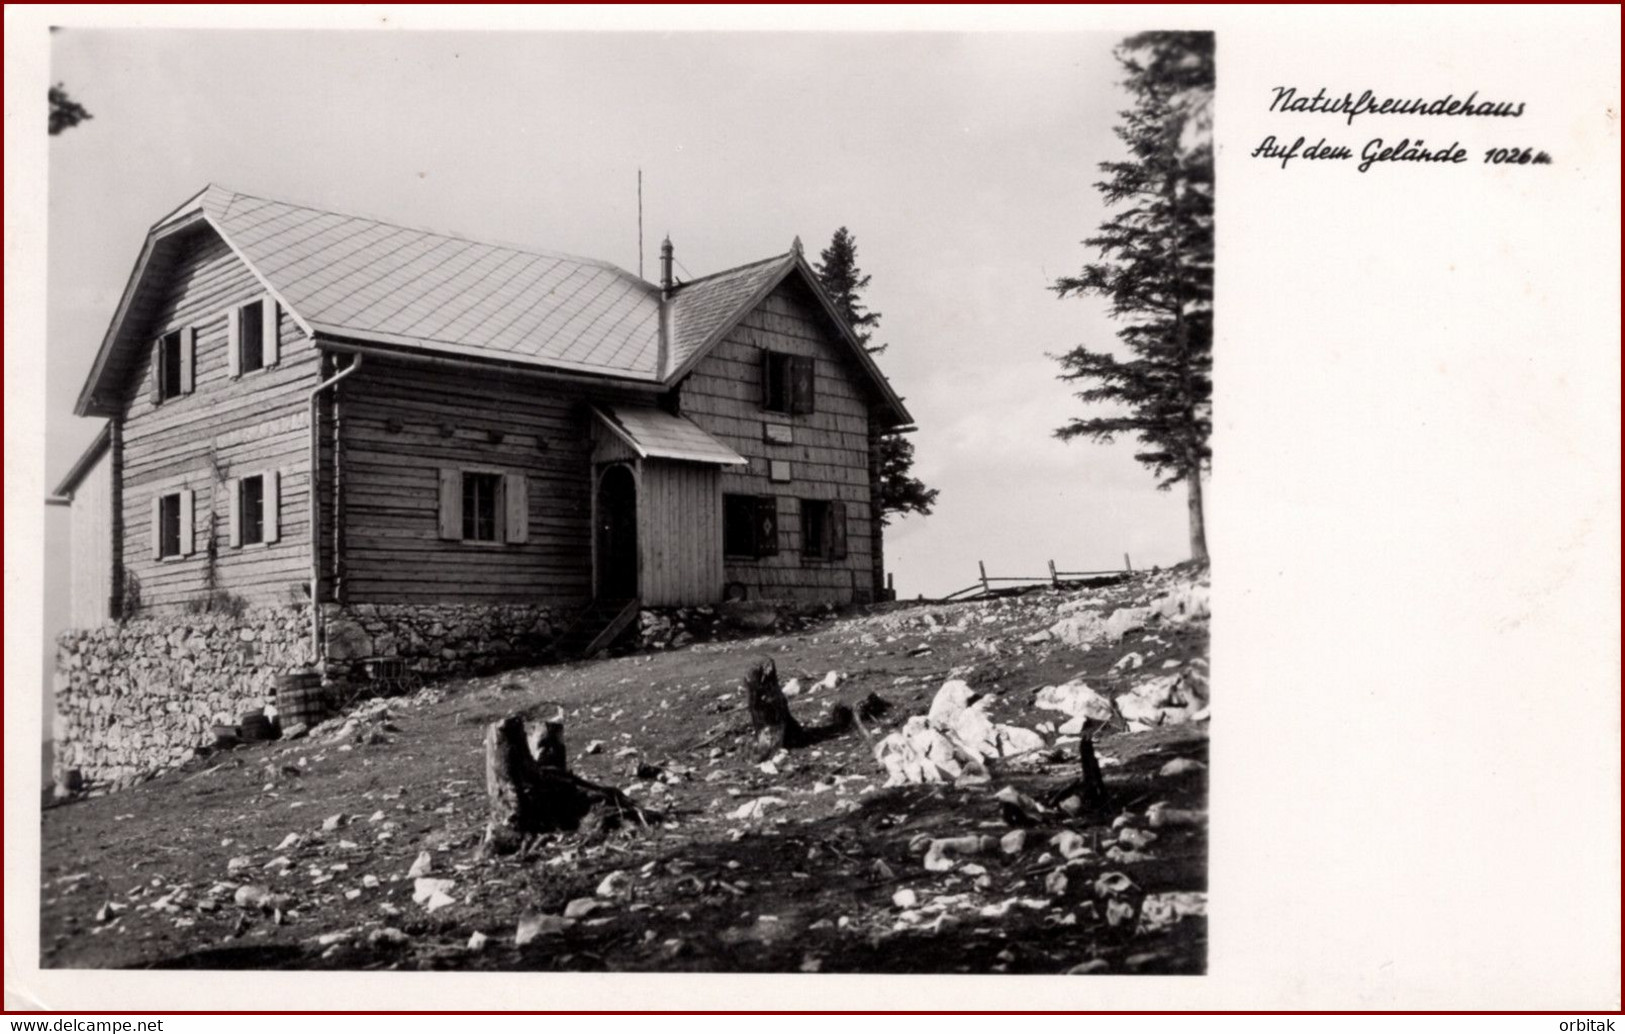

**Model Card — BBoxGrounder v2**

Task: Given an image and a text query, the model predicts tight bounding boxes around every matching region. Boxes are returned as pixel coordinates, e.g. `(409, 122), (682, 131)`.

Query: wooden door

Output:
(595, 464), (639, 599)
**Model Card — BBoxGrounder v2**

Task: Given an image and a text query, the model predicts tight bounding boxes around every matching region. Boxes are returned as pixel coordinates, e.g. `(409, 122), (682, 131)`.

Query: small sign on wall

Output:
(763, 422), (793, 445)
(769, 459), (792, 482)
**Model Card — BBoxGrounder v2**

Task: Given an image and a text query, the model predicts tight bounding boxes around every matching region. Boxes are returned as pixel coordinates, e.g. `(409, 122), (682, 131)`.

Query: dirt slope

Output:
(40, 570), (1209, 975)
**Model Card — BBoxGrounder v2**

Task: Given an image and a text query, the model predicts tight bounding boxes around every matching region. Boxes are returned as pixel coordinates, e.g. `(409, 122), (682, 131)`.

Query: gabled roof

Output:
(666, 250), (913, 426)
(592, 404), (747, 466)
(189, 186), (662, 378)
(75, 185), (912, 427)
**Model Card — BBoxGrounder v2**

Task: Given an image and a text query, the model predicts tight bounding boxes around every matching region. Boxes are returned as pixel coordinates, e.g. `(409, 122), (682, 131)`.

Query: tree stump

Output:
(1046, 733), (1112, 816)
(745, 657), (808, 760)
(481, 711), (651, 856)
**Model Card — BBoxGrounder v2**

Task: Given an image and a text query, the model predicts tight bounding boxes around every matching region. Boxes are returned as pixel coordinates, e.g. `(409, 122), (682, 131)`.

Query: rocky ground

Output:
(39, 568), (1209, 975)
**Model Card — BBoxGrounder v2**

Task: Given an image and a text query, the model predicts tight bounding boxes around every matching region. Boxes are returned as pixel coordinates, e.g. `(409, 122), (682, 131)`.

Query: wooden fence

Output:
(935, 556), (1136, 603)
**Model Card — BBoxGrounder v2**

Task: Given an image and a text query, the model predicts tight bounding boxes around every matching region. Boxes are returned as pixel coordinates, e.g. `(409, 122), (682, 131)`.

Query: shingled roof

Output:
(75, 185), (911, 426)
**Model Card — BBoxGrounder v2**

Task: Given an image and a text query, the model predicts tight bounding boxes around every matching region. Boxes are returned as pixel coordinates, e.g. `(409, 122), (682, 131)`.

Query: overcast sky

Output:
(44, 28), (1192, 625)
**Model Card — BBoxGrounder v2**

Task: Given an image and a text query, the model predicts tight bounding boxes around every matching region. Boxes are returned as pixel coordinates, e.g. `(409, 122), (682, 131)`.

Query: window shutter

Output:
(438, 468), (461, 540)
(829, 501), (848, 561)
(226, 478), (242, 548)
(179, 488), (196, 556)
(226, 307), (242, 378)
(754, 496), (779, 557)
(150, 340), (164, 405)
(180, 327), (196, 394)
(265, 470), (280, 543)
(760, 349), (774, 409)
(261, 295), (280, 367)
(504, 473), (529, 543)
(791, 356), (816, 414)
(150, 496), (162, 559)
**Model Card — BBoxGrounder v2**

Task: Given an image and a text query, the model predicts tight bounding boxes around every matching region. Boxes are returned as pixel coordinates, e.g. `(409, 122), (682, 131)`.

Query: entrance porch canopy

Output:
(590, 404), (747, 466)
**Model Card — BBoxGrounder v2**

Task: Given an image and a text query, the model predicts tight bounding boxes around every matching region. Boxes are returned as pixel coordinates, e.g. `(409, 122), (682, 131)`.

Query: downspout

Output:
(308, 352), (363, 664)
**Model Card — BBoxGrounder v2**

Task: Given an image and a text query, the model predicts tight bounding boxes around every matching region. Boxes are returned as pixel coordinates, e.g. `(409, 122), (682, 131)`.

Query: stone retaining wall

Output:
(53, 606), (314, 787)
(53, 602), (570, 787)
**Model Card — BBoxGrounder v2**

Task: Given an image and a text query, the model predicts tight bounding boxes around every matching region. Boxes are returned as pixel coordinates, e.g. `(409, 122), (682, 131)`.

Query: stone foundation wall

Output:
(53, 606), (314, 787)
(54, 602), (572, 788)
(322, 602), (567, 676)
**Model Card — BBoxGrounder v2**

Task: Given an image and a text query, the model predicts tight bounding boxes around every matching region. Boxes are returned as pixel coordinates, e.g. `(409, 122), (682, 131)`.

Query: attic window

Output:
(761, 351), (815, 415)
(228, 296), (278, 377)
(158, 332), (185, 401)
(239, 300), (265, 373)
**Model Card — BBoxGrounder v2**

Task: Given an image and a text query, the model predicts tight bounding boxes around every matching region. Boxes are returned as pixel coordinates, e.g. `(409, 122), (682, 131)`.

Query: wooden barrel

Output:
(276, 670), (329, 728)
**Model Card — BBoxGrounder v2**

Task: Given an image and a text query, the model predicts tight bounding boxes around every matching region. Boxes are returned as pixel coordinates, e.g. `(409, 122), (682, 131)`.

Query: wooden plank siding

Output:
(678, 278), (877, 603)
(637, 460), (724, 607)
(116, 227), (320, 612)
(336, 357), (648, 605)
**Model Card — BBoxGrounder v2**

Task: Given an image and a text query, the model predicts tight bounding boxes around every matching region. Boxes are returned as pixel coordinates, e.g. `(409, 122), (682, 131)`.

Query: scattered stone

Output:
(596, 870), (630, 899)
(411, 877), (455, 906)
(406, 851), (433, 878)
(1158, 757), (1206, 777)
(515, 913), (574, 945)
(727, 796), (784, 821)
(1147, 803), (1205, 829)
(923, 835), (995, 872)
(1066, 959), (1110, 975)
(892, 888), (918, 909)
(564, 897), (604, 919)
(467, 931), (489, 951)
(1000, 830), (1028, 855)
(321, 813), (347, 832)
(368, 926), (408, 946)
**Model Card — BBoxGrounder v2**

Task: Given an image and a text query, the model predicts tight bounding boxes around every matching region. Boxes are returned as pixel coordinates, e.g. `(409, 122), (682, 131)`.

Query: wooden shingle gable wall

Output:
(678, 277), (877, 603)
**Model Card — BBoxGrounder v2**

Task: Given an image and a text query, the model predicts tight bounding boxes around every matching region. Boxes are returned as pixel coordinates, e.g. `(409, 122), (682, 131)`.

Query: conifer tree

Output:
(1052, 31), (1213, 563)
(815, 228), (938, 523)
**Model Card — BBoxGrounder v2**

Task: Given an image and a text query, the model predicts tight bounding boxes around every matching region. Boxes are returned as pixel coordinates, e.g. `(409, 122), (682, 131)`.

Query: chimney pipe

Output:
(659, 236), (674, 297)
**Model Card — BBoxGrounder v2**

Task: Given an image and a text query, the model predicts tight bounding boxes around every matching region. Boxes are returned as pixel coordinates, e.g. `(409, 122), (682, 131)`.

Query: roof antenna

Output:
(637, 169), (644, 281)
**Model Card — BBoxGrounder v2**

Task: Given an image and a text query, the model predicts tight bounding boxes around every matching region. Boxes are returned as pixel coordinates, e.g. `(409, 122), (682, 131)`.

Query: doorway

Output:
(595, 464), (638, 599)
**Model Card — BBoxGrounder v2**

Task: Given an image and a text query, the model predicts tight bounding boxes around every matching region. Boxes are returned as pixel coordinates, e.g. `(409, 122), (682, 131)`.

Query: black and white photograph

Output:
(6, 4), (1619, 1016)
(34, 24), (1214, 977)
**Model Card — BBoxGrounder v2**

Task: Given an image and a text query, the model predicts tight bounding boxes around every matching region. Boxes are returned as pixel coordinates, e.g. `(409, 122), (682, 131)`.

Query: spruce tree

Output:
(815, 228), (938, 523)
(1052, 31), (1213, 563)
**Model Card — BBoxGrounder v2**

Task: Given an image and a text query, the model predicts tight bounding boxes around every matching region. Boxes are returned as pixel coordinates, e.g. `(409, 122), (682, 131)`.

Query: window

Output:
(228, 296), (278, 377)
(462, 472), (502, 542)
(151, 488), (193, 560)
(800, 499), (848, 562)
(724, 494), (779, 558)
(760, 350), (815, 415)
(239, 300), (265, 374)
(439, 468), (528, 544)
(240, 475), (265, 546)
(159, 333), (184, 400)
(158, 493), (182, 558)
(152, 328), (194, 404)
(228, 471), (280, 547)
